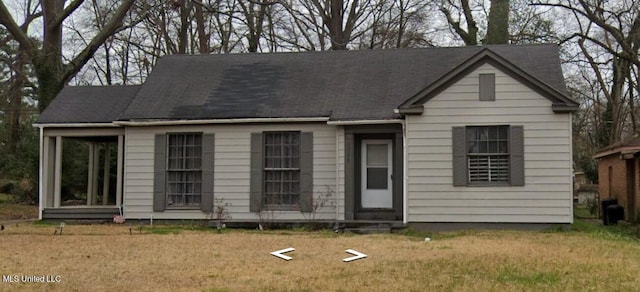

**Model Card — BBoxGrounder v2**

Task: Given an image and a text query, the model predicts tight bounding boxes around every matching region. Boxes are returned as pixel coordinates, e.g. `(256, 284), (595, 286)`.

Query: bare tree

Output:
(360, 0), (432, 49)
(537, 0), (640, 143)
(439, 0), (482, 45)
(280, 0), (376, 50)
(440, 0), (557, 45)
(0, 0), (137, 111)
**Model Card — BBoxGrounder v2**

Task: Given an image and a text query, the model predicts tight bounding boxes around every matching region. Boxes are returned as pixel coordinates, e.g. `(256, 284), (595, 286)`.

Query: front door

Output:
(360, 140), (393, 209)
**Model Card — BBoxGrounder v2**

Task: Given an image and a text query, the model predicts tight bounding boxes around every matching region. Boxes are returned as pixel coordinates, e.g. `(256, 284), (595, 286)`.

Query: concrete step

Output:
(343, 224), (392, 234)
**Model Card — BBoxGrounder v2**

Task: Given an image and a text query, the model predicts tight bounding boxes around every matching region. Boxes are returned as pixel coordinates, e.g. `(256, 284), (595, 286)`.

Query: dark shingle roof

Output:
(38, 44), (574, 124)
(118, 44), (572, 121)
(594, 136), (640, 158)
(37, 86), (140, 124)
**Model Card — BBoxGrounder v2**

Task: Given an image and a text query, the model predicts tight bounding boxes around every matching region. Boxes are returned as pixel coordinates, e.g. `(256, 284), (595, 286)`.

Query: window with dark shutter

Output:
(263, 132), (301, 209)
(250, 131), (313, 212)
(467, 126), (510, 183)
(452, 125), (524, 186)
(166, 133), (203, 208)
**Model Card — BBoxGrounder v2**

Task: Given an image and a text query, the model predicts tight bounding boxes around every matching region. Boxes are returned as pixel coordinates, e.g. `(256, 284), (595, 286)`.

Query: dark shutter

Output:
(299, 132), (314, 212)
(153, 134), (166, 212)
(452, 127), (467, 186)
(479, 73), (496, 101)
(200, 134), (215, 213)
(344, 132), (355, 220)
(249, 133), (263, 212)
(510, 126), (525, 186)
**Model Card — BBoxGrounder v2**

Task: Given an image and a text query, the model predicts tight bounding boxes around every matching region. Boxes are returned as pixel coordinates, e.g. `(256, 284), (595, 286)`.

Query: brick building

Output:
(594, 137), (640, 222)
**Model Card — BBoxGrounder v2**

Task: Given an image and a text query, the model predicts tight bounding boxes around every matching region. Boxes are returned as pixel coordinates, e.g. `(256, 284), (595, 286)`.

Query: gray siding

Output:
(406, 64), (573, 223)
(124, 123), (338, 220)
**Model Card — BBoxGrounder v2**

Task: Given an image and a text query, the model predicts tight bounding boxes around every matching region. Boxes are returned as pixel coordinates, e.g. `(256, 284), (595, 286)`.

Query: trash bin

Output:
(601, 199), (618, 225)
(605, 204), (625, 225)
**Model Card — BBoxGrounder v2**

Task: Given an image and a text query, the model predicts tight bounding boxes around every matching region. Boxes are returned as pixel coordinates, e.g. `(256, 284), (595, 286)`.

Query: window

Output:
(263, 132), (301, 209)
(452, 125), (523, 187)
(467, 126), (509, 183)
(166, 133), (202, 208)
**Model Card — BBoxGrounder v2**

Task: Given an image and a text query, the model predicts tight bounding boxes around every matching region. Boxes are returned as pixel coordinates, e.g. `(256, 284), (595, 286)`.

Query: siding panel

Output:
(124, 123), (339, 220)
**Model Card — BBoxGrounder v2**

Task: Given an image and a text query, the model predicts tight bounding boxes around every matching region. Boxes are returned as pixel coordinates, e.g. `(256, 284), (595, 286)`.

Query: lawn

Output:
(0, 222), (639, 291)
(0, 194), (38, 221)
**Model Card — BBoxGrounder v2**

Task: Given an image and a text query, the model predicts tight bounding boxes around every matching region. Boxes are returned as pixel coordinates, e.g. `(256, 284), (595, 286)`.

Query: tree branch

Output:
(0, 1), (34, 52)
(50, 0), (85, 30)
(61, 0), (136, 83)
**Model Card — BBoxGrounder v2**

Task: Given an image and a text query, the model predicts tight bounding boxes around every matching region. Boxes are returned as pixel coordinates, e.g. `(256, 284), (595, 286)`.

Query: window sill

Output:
(165, 206), (201, 210)
(465, 182), (512, 187)
(263, 205), (300, 212)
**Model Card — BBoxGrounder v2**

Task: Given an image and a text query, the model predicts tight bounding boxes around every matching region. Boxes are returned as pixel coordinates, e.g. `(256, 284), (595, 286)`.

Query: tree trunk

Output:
(37, 0), (65, 112)
(194, 1), (209, 53)
(609, 56), (629, 143)
(7, 44), (27, 152)
(178, 0), (190, 54)
(485, 0), (510, 44)
(329, 0), (347, 50)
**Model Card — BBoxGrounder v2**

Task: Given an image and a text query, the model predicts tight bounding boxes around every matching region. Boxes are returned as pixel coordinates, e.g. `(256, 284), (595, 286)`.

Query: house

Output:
(594, 137), (640, 222)
(34, 44), (579, 229)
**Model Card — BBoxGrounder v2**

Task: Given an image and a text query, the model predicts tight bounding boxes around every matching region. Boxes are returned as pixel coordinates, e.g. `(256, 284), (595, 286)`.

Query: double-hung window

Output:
(453, 125), (524, 187)
(166, 133), (202, 207)
(467, 126), (510, 183)
(263, 132), (301, 209)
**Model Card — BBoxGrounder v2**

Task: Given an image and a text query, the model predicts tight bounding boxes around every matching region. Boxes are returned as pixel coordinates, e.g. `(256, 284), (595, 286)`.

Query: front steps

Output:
(335, 221), (404, 234)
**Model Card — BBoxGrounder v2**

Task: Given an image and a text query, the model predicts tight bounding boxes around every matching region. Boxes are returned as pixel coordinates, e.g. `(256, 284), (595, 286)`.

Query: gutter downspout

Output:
(335, 126), (340, 221)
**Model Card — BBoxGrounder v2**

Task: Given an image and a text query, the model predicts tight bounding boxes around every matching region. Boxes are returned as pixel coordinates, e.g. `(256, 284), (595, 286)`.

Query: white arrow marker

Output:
(270, 247), (295, 261)
(343, 249), (367, 262)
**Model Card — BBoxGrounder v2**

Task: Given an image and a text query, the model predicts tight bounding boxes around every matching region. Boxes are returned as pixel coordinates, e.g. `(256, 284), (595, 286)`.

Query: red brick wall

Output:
(598, 155), (629, 218)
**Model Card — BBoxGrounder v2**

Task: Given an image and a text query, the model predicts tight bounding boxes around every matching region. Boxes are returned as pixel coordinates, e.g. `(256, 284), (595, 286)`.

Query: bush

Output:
(0, 117), (39, 204)
(0, 180), (16, 194)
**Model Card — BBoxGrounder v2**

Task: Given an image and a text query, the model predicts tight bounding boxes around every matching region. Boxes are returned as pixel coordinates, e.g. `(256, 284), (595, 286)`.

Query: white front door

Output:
(361, 140), (393, 209)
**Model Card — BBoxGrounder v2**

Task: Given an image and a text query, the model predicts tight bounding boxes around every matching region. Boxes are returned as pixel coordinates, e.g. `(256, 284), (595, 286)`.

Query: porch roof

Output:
(36, 85), (140, 125)
(593, 136), (640, 159)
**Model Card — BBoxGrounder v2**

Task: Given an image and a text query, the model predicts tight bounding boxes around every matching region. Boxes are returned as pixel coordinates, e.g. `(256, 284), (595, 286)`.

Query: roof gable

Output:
(397, 47), (579, 114)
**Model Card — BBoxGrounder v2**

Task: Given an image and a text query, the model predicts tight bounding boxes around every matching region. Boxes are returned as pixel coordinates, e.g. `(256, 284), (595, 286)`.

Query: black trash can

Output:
(606, 204), (625, 225)
(601, 199), (618, 225)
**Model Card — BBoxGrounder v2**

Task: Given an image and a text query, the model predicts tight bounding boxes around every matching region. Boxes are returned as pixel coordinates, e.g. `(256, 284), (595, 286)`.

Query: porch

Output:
(39, 127), (124, 220)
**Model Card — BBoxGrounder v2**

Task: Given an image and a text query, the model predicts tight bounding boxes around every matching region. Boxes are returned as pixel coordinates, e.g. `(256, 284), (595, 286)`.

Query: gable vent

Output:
(479, 73), (496, 101)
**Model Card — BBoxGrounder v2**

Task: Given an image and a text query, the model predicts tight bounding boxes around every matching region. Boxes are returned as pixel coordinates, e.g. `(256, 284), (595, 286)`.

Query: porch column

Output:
(116, 136), (124, 206)
(102, 143), (111, 205)
(87, 142), (95, 205)
(92, 144), (100, 205)
(45, 137), (56, 208)
(38, 128), (45, 218)
(53, 136), (63, 208)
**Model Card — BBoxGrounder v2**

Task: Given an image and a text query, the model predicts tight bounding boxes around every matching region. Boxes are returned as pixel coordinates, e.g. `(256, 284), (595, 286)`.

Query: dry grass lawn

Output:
(0, 194), (38, 220)
(0, 223), (639, 291)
